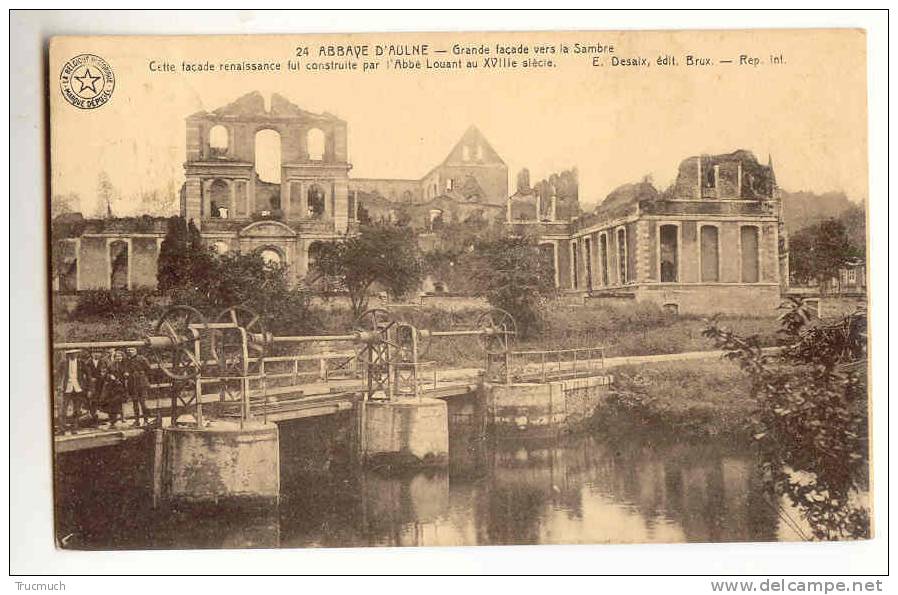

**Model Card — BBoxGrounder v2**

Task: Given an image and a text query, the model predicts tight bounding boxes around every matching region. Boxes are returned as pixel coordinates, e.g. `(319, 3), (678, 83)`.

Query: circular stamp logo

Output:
(59, 54), (115, 110)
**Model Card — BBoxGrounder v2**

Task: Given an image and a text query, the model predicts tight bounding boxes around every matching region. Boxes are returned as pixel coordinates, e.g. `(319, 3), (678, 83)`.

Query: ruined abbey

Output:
(53, 92), (788, 315)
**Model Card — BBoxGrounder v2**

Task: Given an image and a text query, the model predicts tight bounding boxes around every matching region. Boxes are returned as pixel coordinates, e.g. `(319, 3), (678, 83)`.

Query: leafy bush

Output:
(703, 298), (869, 540)
(72, 289), (160, 319)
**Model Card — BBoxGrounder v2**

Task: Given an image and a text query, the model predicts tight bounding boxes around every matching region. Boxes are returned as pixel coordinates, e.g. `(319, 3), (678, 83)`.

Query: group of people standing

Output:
(55, 347), (155, 434)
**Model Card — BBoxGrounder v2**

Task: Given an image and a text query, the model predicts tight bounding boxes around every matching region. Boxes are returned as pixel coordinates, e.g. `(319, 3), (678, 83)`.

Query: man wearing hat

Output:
(56, 349), (89, 434)
(124, 347), (153, 427)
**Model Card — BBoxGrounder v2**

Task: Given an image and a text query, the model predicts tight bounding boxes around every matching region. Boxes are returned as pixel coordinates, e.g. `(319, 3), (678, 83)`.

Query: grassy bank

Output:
(591, 359), (756, 442)
(53, 298), (781, 364)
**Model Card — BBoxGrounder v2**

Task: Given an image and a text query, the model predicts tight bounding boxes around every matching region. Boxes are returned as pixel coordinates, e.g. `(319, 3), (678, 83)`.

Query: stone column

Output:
(160, 421), (279, 509)
(361, 398), (449, 468)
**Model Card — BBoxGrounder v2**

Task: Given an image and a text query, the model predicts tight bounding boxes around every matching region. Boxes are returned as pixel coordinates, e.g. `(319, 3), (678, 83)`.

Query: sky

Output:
(49, 29), (868, 216)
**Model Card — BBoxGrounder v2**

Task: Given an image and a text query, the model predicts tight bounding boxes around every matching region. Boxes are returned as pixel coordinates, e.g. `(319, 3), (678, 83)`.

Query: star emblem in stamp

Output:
(59, 54), (115, 110)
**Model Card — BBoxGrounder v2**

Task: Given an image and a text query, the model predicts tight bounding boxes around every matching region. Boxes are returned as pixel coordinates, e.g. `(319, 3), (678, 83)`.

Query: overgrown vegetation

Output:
(789, 218), (864, 289)
(591, 361), (754, 441)
(310, 222), (423, 317)
(703, 298), (869, 540)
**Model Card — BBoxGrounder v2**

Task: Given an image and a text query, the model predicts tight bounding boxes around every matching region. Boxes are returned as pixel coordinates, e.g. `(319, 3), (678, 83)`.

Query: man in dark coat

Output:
(124, 347), (153, 426)
(101, 349), (128, 427)
(56, 350), (90, 434)
(83, 350), (107, 426)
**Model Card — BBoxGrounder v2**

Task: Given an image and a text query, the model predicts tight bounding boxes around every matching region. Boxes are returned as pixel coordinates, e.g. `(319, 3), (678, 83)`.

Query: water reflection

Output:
(278, 433), (791, 548)
(58, 426), (806, 549)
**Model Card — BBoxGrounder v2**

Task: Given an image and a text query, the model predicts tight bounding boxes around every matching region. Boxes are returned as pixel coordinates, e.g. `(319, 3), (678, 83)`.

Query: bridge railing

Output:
(507, 346), (606, 384)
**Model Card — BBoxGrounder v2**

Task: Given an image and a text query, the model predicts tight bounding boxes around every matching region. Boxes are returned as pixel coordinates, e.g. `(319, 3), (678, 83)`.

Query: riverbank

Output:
(591, 359), (756, 443)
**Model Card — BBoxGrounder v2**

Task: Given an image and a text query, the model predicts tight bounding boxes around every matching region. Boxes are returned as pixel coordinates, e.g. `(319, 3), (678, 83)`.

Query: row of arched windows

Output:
(207, 125), (328, 162)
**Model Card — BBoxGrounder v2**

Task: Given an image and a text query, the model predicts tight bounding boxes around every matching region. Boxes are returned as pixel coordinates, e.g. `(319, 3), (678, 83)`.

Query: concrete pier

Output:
(160, 421), (280, 508)
(482, 375), (612, 436)
(361, 398), (449, 468)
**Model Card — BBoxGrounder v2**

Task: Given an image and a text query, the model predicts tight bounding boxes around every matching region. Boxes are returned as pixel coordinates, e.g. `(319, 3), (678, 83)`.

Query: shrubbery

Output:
(72, 289), (161, 319)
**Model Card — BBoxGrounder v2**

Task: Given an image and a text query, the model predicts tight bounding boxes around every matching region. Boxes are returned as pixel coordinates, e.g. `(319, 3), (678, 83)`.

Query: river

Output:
(55, 412), (809, 549)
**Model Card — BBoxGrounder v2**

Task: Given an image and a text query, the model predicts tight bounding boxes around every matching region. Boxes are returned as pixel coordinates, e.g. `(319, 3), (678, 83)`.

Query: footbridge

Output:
(53, 305), (612, 508)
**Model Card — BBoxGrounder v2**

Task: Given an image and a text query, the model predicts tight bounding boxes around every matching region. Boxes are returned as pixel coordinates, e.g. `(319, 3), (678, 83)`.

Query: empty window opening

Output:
(660, 225), (679, 283)
(254, 129), (282, 184)
(446, 178), (454, 191)
(259, 248), (282, 267)
(209, 179), (229, 219)
(584, 238), (593, 290)
(307, 184), (326, 219)
(462, 146), (471, 161)
(571, 243), (580, 290)
(617, 228), (628, 284)
(308, 241), (324, 271)
(599, 234), (609, 286)
(307, 128), (326, 161)
(476, 144), (484, 160)
(209, 125), (229, 157)
(740, 226), (760, 283)
(700, 225), (720, 282)
(429, 209), (444, 231)
(109, 240), (129, 290)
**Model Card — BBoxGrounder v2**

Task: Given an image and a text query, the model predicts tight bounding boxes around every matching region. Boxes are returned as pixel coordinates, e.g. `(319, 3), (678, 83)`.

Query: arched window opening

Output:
(307, 128), (326, 161)
(308, 241), (324, 272)
(599, 234), (609, 286)
(462, 145), (471, 161)
(109, 240), (129, 290)
(254, 129), (281, 184)
(660, 225), (679, 283)
(476, 144), (484, 160)
(209, 125), (229, 157)
(259, 248), (282, 267)
(208, 179), (229, 219)
(307, 184), (326, 219)
(429, 209), (444, 231)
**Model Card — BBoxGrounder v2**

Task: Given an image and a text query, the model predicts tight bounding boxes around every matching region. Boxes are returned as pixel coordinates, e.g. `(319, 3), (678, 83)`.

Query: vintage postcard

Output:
(48, 29), (869, 550)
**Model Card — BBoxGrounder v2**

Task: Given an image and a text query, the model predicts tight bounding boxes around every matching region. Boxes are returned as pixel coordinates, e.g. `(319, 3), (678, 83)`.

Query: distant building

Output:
(510, 151), (788, 315)
(349, 125), (508, 228)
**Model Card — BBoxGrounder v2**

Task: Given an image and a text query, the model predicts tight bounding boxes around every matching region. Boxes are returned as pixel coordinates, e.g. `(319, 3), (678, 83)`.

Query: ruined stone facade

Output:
(349, 125), (508, 228)
(54, 93), (359, 290)
(512, 151), (788, 315)
(181, 92), (354, 283)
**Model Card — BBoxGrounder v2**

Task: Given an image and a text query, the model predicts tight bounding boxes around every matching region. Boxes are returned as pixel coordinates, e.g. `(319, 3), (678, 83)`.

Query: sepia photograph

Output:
(8, 9), (889, 583)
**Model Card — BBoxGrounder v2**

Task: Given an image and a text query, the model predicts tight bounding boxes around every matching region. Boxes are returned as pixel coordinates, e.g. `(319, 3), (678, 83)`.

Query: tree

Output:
(156, 216), (191, 292)
(96, 171), (116, 218)
(789, 218), (861, 289)
(51, 193), (80, 218)
(516, 168), (531, 194)
(467, 232), (557, 337)
(310, 223), (423, 317)
(703, 299), (869, 540)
